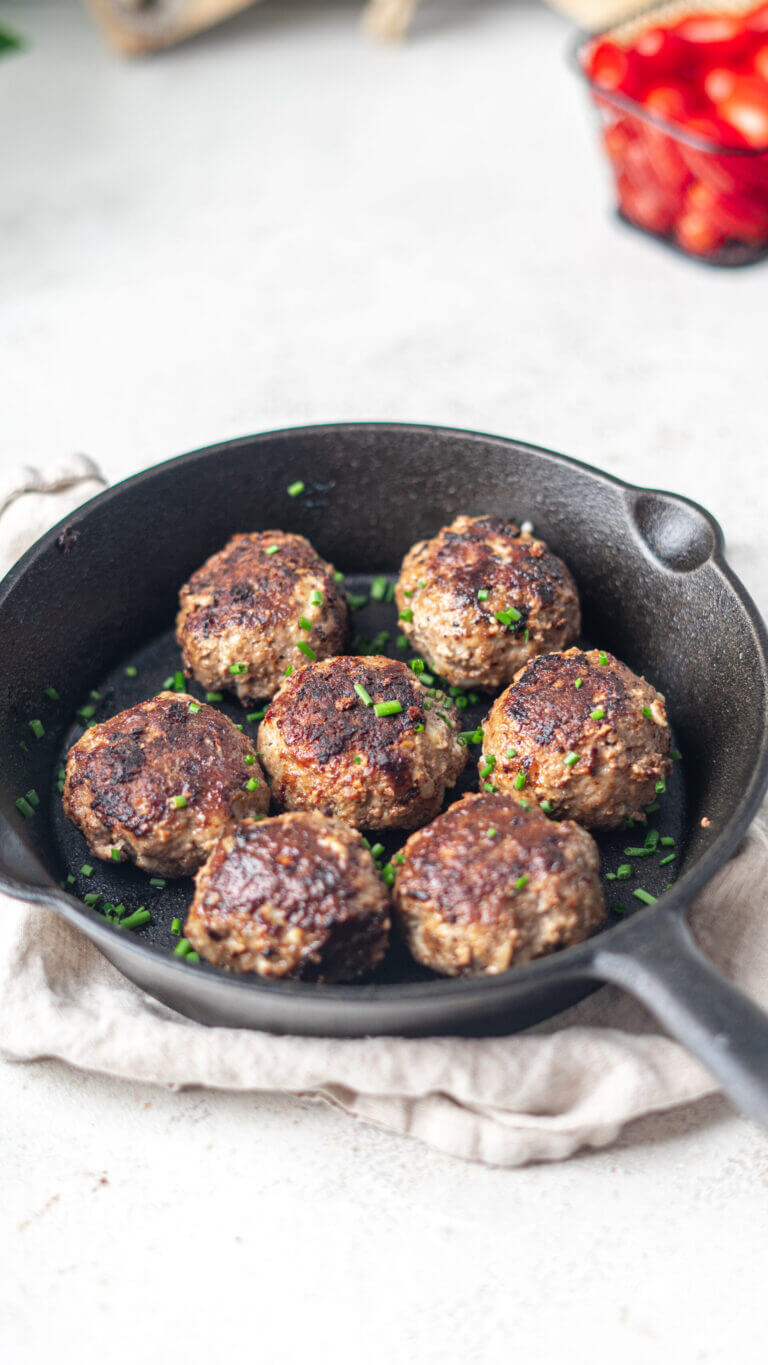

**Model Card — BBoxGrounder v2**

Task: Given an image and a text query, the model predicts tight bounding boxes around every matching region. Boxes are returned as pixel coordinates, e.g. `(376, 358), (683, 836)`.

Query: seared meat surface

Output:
(185, 812), (390, 982)
(258, 655), (467, 830)
(481, 647), (672, 828)
(394, 515), (580, 690)
(63, 692), (269, 877)
(176, 531), (349, 703)
(393, 792), (605, 976)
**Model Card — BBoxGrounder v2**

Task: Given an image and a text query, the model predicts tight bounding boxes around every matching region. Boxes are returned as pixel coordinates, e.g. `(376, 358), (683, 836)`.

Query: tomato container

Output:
(577, 3), (768, 265)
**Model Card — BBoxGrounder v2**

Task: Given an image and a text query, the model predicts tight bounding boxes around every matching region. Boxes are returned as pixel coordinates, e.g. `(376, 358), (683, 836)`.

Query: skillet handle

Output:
(590, 907), (768, 1130)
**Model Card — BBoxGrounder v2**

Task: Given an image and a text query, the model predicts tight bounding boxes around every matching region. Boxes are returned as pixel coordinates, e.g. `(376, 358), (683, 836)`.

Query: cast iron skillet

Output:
(2, 423), (768, 1129)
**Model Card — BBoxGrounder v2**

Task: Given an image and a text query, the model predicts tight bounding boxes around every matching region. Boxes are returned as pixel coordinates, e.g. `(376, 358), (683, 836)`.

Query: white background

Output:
(2, 2), (768, 1362)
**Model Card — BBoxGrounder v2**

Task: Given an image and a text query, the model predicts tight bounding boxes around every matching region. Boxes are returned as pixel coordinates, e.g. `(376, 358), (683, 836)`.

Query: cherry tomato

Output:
(674, 207), (726, 255)
(686, 179), (768, 243)
(753, 44), (768, 82)
(586, 40), (642, 95)
(717, 76), (768, 147)
(703, 66), (739, 103)
(746, 3), (768, 39)
(644, 82), (696, 123)
(673, 14), (749, 68)
(617, 173), (675, 234)
(633, 26), (686, 76)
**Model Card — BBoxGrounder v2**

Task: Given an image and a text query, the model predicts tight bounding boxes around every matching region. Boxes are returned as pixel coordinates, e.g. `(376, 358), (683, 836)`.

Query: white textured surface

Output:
(2, 2), (768, 1361)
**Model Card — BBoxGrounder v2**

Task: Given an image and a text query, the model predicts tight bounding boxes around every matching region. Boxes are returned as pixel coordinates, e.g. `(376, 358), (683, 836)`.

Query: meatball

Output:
(176, 531), (349, 704)
(63, 692), (269, 877)
(393, 792), (605, 976)
(481, 648), (672, 829)
(394, 514), (580, 690)
(185, 811), (391, 982)
(258, 655), (467, 830)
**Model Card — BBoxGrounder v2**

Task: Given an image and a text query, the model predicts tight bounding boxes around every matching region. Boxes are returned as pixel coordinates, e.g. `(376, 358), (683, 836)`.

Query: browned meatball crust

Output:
(395, 515), (580, 690)
(393, 792), (605, 976)
(176, 531), (349, 703)
(185, 812), (390, 982)
(481, 648), (672, 829)
(63, 693), (269, 877)
(258, 655), (467, 830)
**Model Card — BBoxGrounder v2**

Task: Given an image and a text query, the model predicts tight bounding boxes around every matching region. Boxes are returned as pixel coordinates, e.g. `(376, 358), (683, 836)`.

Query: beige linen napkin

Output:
(1, 459), (766, 1166)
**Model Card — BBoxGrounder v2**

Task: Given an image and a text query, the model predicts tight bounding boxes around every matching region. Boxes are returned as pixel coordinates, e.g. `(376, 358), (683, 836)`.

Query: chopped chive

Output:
(524, 628), (530, 642)
(606, 872), (617, 881)
(598, 652), (608, 665)
(612, 904), (628, 915)
(66, 874), (76, 886)
(206, 692), (223, 703)
(642, 705), (652, 719)
(235, 724), (243, 731)
(659, 853), (676, 866)
(188, 702), (201, 715)
(119, 908), (151, 932)
(25, 789), (40, 808)
(564, 751), (580, 767)
(410, 658), (425, 675)
(514, 772), (527, 791)
(19, 740), (29, 754)
(15, 796), (34, 818)
(436, 711), (451, 726)
(171, 795), (187, 809)
(29, 718), (45, 739)
(242, 775), (259, 792)
(78, 704), (96, 720)
(483, 783), (498, 793)
(514, 874), (529, 891)
(644, 828), (660, 851)
(163, 676), (175, 689)
(656, 777), (666, 794)
(382, 864), (395, 886)
(506, 748), (517, 759)
(374, 700), (403, 717)
(297, 642), (316, 661)
(399, 608), (414, 623)
(83, 892), (101, 906)
(310, 590), (323, 606)
(633, 888), (657, 905)
(385, 583), (395, 602)
(353, 683), (373, 707)
(486, 828), (497, 839)
(480, 756), (496, 779)
(624, 846), (651, 857)
(81, 864), (94, 878)
(414, 722), (425, 733)
(186, 952), (200, 964)
(110, 848), (121, 862)
(370, 843), (384, 861)
(113, 904), (127, 919)
(346, 592), (368, 611)
(265, 544), (280, 555)
(91, 690), (103, 703)
(575, 678), (583, 689)
(671, 748), (682, 761)
(124, 665), (138, 678)
(354, 755), (362, 764)
(420, 672), (435, 686)
(518, 798), (530, 810)
(298, 615), (312, 632)
(174, 938), (193, 957)
(284, 666), (294, 677)
(495, 607), (521, 627)
(370, 576), (388, 601)
(403, 588), (413, 597)
(590, 706), (605, 721)
(247, 709), (266, 723)
(455, 695), (468, 709)
(616, 864), (632, 880)
(333, 571), (344, 584)
(244, 754), (256, 765)
(171, 918), (182, 935)
(660, 836), (675, 847)
(645, 801), (660, 814)
(540, 800), (553, 813)
(173, 671), (185, 692)
(397, 634), (409, 650)
(229, 662), (248, 675)
(287, 480), (305, 497)
(44, 686), (60, 702)
(477, 589), (489, 602)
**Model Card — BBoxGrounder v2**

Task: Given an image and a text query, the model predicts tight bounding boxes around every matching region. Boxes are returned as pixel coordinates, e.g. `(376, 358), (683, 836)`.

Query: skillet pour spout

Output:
(0, 424), (767, 1128)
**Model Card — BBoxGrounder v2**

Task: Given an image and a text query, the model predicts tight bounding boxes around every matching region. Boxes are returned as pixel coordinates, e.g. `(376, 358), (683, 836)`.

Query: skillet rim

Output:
(1, 420), (767, 1010)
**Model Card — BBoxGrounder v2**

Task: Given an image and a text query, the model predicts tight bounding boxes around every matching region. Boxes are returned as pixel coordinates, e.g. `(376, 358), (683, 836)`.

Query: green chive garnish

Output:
(575, 678), (583, 689)
(399, 608), (414, 623)
(297, 642), (316, 661)
(188, 702), (201, 715)
(287, 480), (305, 497)
(354, 755), (362, 764)
(414, 722), (425, 733)
(119, 908), (151, 932)
(298, 615), (312, 631)
(174, 938), (193, 957)
(480, 756), (496, 779)
(564, 751), (579, 767)
(229, 662), (247, 675)
(171, 795), (187, 809)
(246, 777), (259, 792)
(659, 853), (675, 866)
(514, 772), (526, 790)
(397, 634), (409, 649)
(374, 700), (402, 717)
(333, 571), (344, 584)
(370, 843), (384, 861)
(616, 864), (632, 879)
(244, 754), (255, 765)
(477, 589), (489, 602)
(206, 692), (223, 703)
(25, 789), (40, 808)
(495, 607), (521, 626)
(15, 797), (34, 818)
(44, 686), (60, 702)
(265, 544), (280, 555)
(370, 576), (388, 601)
(540, 800), (553, 813)
(310, 590), (323, 606)
(642, 705), (652, 719)
(486, 828), (497, 839)
(346, 593), (368, 611)
(624, 846), (651, 857)
(645, 801), (660, 814)
(382, 864), (395, 886)
(590, 706), (605, 720)
(173, 671), (185, 692)
(284, 666), (293, 677)
(186, 952), (200, 964)
(28, 718), (45, 739)
(671, 748), (682, 761)
(598, 652), (608, 665)
(247, 709), (266, 723)
(83, 892), (101, 906)
(163, 677), (175, 690)
(354, 683), (373, 706)
(514, 874), (529, 891)
(124, 665), (138, 678)
(149, 877), (166, 888)
(660, 836), (675, 847)
(110, 848), (121, 862)
(506, 748), (517, 759)
(633, 888), (657, 905)
(483, 783), (498, 793)
(81, 864), (94, 878)
(171, 918), (182, 935)
(656, 777), (666, 794)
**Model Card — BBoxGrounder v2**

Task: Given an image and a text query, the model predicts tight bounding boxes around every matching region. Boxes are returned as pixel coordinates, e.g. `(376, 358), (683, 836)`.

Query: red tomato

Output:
(746, 3), (768, 38)
(703, 66), (739, 103)
(644, 82), (696, 123)
(642, 124), (694, 196)
(717, 77), (768, 147)
(617, 173), (675, 234)
(685, 113), (748, 148)
(633, 26), (686, 75)
(687, 179), (768, 243)
(587, 40), (642, 95)
(753, 44), (768, 82)
(673, 14), (749, 68)
(674, 207), (726, 255)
